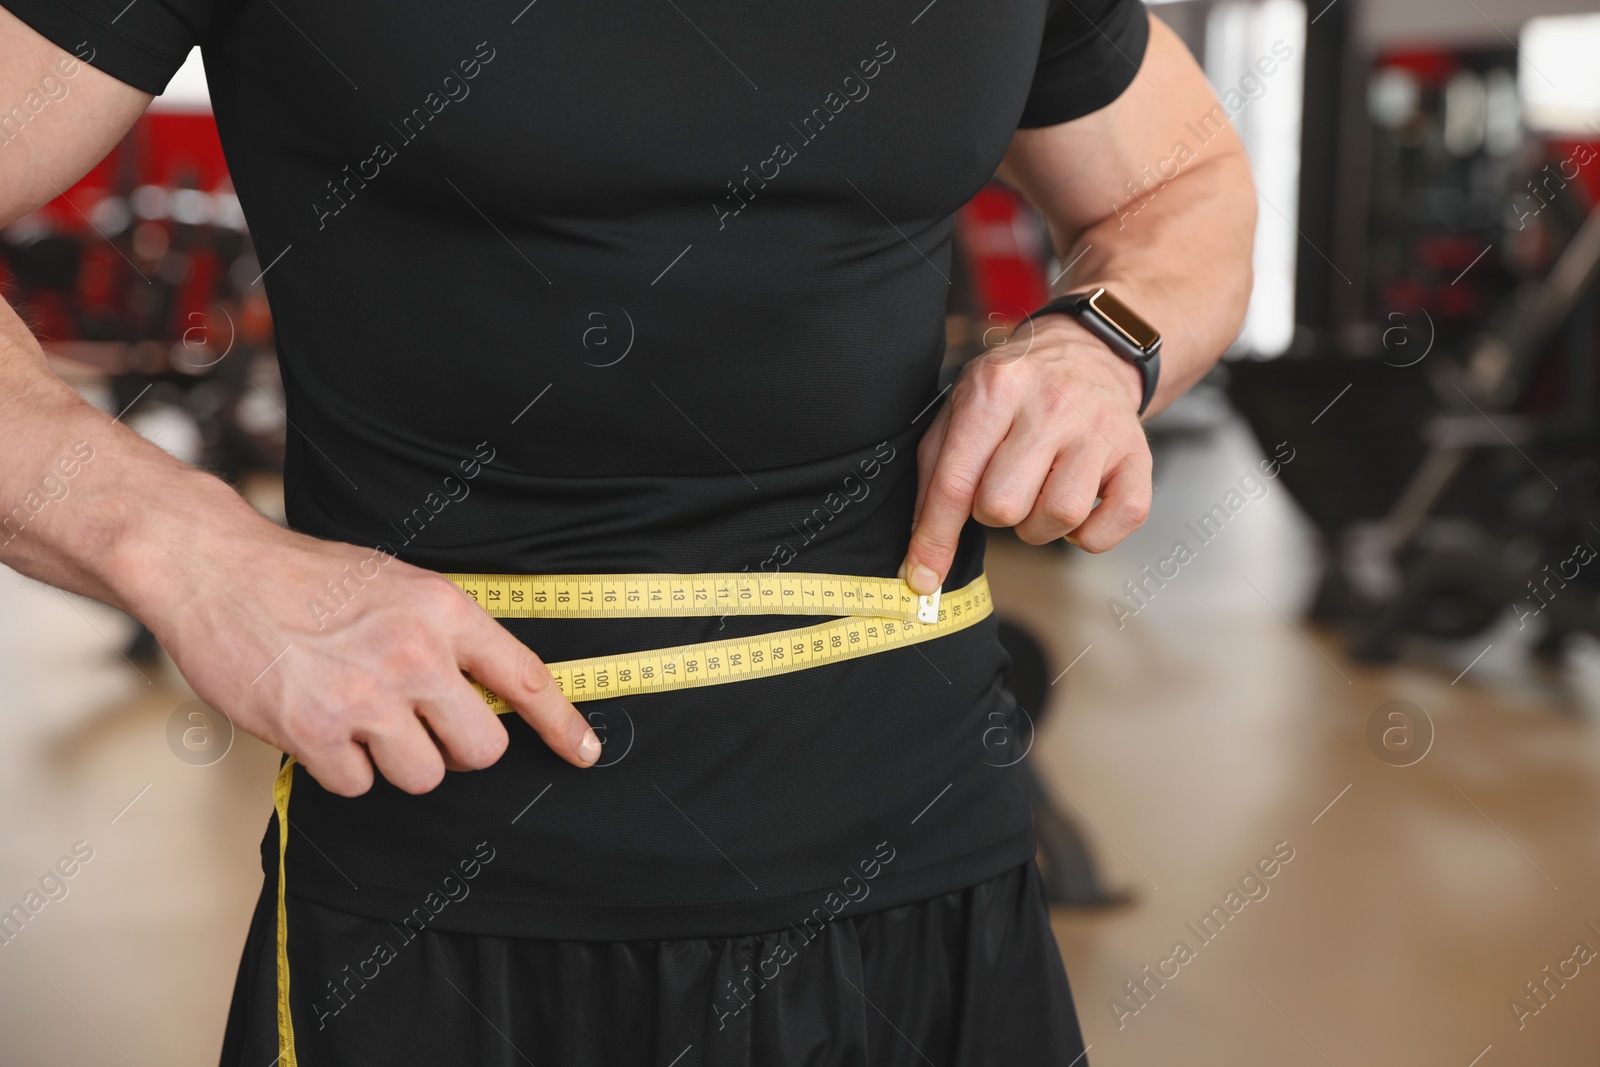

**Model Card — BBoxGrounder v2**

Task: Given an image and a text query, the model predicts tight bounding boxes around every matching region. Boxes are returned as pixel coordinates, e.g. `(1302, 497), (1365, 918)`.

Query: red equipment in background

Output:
(2, 101), (284, 477)
(954, 182), (1053, 329)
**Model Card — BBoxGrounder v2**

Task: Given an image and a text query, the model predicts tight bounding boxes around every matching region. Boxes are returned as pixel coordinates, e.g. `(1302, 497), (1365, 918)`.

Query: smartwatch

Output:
(1026, 287), (1162, 416)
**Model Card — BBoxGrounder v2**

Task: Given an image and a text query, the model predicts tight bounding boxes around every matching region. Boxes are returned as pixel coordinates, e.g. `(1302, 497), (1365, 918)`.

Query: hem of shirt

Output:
(1017, 2), (1151, 129)
(3, 0), (190, 95)
(275, 827), (1040, 941)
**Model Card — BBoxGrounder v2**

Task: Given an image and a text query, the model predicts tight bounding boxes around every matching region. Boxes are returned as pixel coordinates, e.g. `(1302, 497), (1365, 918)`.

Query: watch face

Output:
(1086, 289), (1161, 353)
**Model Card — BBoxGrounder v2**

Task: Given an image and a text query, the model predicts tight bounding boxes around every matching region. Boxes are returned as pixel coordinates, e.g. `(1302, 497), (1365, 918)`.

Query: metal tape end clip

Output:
(917, 586), (941, 624)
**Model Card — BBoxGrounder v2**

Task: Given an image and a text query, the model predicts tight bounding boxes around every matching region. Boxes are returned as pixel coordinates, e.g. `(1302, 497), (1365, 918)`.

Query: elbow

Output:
(1230, 261), (1255, 344)
(1224, 155), (1258, 336)
(1234, 212), (1257, 330)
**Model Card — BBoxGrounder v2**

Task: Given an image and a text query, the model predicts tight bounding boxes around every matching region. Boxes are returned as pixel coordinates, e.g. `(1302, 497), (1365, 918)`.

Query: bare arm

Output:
(997, 14), (1257, 415)
(900, 14), (1256, 591)
(0, 4), (165, 605)
(0, 6), (599, 792)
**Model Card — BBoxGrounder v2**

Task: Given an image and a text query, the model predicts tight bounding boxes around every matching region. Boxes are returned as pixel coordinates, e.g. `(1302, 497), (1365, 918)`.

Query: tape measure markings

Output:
(445, 571), (928, 622)
(469, 574), (991, 706)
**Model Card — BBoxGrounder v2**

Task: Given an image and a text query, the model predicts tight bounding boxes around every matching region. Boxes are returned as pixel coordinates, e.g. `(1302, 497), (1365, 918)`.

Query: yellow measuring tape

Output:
(271, 570), (990, 1064)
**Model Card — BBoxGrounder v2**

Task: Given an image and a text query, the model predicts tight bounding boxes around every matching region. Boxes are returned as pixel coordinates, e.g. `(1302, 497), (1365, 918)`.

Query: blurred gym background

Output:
(4, 0), (1600, 1063)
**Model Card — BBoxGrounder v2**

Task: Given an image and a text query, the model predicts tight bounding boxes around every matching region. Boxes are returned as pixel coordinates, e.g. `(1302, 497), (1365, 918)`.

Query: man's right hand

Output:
(0, 8), (597, 796)
(118, 492), (602, 796)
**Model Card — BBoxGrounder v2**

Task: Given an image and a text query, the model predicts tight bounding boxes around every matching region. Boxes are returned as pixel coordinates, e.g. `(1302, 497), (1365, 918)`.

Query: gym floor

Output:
(2, 411), (1598, 1066)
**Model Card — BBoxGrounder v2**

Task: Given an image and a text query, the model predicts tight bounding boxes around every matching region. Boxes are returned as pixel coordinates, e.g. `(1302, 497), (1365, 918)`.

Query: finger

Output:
(1014, 440), (1104, 544)
(910, 402), (951, 533)
(296, 740), (376, 798)
(356, 712), (448, 795)
(1065, 463), (1153, 553)
(415, 675), (510, 773)
(971, 416), (1057, 530)
(903, 404), (1010, 594)
(454, 614), (600, 768)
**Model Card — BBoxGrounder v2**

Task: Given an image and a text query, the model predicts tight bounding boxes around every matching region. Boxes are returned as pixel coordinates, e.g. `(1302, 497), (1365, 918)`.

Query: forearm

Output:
(0, 301), (260, 614)
(1049, 150), (1257, 416)
(996, 14), (1258, 419)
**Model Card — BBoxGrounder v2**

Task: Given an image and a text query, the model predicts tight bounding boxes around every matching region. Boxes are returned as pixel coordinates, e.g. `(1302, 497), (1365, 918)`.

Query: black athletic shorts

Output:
(219, 860), (1087, 1066)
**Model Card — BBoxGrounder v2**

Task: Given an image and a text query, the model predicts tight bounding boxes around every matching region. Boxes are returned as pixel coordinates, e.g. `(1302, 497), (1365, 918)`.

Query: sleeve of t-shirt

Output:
(1, 0), (218, 95)
(1018, 0), (1151, 128)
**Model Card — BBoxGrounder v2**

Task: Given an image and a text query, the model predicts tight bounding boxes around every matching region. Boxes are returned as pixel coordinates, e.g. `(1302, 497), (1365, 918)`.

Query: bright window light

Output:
(1206, 0), (1307, 357)
(1519, 14), (1600, 135)
(147, 47), (210, 113)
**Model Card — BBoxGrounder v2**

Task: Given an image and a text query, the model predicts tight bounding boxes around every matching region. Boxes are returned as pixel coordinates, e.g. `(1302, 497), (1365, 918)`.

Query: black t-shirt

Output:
(11, 0), (1149, 938)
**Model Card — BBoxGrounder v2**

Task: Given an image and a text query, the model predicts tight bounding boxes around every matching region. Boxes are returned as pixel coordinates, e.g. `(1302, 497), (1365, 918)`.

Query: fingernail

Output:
(578, 728), (602, 765)
(897, 559), (907, 581)
(908, 564), (939, 595)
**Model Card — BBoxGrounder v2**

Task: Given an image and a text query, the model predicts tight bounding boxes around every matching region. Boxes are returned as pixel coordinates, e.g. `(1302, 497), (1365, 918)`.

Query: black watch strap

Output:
(1026, 290), (1162, 416)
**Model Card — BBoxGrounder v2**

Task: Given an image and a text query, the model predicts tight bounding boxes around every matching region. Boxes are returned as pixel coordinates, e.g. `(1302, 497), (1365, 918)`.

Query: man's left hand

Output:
(901, 316), (1154, 596)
